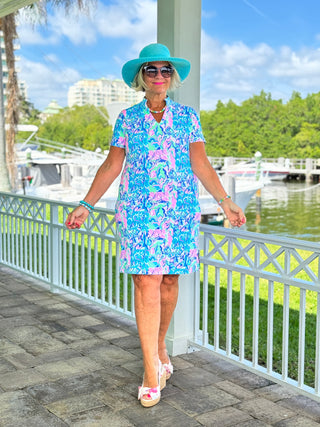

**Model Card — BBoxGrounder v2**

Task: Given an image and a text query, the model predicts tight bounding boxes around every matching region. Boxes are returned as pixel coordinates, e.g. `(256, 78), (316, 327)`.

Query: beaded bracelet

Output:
(79, 200), (94, 212)
(218, 195), (231, 205)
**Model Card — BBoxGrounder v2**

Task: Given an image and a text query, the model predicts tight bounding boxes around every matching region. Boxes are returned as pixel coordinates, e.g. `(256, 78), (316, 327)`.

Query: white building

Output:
(39, 100), (63, 123)
(1, 33), (9, 105)
(19, 80), (27, 100)
(1, 30), (23, 106)
(68, 78), (144, 108)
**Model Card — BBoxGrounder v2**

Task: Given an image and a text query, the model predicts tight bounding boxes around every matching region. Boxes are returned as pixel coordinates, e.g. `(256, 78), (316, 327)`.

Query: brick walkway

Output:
(1, 265), (320, 426)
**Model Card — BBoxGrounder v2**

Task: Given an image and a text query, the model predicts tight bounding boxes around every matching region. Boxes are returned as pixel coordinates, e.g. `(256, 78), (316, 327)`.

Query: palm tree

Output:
(0, 35), (11, 192)
(0, 14), (19, 191)
(0, 0), (95, 192)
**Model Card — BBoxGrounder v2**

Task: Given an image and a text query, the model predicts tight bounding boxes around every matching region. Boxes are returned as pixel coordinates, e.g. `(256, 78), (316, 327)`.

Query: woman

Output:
(65, 43), (246, 408)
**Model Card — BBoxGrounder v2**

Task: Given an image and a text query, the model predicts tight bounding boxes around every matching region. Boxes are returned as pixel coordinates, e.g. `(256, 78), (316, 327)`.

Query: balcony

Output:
(1, 192), (320, 424)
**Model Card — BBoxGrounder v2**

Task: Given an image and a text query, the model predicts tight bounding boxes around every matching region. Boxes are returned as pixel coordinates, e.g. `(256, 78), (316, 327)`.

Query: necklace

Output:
(149, 106), (165, 114)
(146, 100), (166, 114)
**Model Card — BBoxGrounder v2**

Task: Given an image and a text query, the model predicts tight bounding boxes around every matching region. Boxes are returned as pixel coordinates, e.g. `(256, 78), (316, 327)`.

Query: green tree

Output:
(200, 90), (320, 159)
(37, 104), (112, 151)
(292, 122), (320, 158)
(0, 0), (95, 191)
(19, 95), (41, 122)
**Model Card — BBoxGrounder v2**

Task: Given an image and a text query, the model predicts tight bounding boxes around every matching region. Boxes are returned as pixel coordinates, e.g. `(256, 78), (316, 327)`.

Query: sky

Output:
(16, 0), (320, 111)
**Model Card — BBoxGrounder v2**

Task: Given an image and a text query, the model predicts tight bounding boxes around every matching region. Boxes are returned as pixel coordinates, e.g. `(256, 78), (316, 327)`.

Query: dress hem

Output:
(119, 266), (200, 275)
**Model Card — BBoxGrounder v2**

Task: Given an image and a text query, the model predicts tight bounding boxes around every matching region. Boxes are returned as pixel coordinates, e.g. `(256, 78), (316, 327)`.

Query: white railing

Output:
(1, 192), (320, 401)
(192, 224), (320, 402)
(0, 192), (135, 318)
(208, 156), (320, 171)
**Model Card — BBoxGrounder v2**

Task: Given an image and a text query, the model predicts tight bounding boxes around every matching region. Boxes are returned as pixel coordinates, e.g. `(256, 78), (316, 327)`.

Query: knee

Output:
(133, 275), (162, 298)
(134, 274), (162, 289)
(162, 275), (179, 288)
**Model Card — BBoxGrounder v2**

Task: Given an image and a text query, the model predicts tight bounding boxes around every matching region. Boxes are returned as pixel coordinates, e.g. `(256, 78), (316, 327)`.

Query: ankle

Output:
(143, 360), (160, 388)
(158, 347), (169, 364)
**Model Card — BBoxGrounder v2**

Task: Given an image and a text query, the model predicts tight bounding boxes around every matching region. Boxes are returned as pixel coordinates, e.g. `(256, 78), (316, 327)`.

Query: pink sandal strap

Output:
(138, 360), (163, 406)
(163, 359), (173, 379)
(138, 385), (160, 401)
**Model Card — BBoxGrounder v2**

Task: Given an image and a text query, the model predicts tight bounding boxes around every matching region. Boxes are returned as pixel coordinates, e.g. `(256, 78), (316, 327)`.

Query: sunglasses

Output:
(142, 65), (174, 78)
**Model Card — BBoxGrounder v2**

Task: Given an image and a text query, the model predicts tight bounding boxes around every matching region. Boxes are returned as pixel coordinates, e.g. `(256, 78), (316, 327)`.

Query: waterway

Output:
(243, 181), (320, 243)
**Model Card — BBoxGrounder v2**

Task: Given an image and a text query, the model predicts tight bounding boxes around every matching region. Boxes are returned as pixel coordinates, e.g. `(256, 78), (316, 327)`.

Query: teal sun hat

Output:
(122, 43), (191, 88)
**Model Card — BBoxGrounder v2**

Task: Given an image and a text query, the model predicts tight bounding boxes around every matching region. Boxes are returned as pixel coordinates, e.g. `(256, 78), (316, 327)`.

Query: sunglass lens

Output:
(145, 67), (157, 77)
(143, 66), (173, 78)
(161, 67), (173, 77)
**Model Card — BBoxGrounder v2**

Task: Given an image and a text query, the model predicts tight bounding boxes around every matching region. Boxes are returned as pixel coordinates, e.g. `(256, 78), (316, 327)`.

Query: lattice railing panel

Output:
(201, 225), (320, 288)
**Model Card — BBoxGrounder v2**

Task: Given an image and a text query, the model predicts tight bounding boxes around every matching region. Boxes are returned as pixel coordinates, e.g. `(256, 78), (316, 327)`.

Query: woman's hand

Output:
(221, 199), (246, 228)
(65, 205), (90, 229)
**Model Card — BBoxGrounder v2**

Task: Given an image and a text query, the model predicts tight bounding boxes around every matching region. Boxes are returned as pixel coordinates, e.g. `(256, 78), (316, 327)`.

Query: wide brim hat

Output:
(122, 43), (191, 88)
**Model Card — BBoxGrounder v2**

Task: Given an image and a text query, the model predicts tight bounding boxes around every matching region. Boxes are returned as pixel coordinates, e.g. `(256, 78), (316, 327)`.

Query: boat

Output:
(198, 177), (263, 224)
(16, 139), (263, 224)
(222, 160), (290, 181)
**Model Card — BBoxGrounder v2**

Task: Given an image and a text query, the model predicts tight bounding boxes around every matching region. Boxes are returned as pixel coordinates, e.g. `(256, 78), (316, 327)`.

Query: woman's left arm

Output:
(190, 141), (246, 227)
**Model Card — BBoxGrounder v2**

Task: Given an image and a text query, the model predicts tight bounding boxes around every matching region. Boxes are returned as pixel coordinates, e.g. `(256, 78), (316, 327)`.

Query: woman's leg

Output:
(158, 274), (179, 364)
(133, 274), (162, 389)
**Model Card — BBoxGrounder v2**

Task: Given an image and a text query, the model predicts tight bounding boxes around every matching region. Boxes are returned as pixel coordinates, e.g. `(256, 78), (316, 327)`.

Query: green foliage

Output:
(201, 90), (320, 158)
(19, 95), (41, 123)
(37, 104), (113, 152)
(17, 96), (41, 144)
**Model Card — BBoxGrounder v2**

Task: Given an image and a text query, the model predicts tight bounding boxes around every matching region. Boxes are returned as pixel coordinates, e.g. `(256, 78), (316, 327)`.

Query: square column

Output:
(157, 0), (202, 114)
(165, 272), (198, 356)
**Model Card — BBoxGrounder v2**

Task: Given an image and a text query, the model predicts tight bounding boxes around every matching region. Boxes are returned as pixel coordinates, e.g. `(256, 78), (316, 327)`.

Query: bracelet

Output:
(218, 195), (231, 205)
(79, 200), (94, 212)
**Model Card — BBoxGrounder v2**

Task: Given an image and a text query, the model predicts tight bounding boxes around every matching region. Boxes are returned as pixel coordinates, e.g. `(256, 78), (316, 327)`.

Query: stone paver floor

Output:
(1, 265), (320, 426)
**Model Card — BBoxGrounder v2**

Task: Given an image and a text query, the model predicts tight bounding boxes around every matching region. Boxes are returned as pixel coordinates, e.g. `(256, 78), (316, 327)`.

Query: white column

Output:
(165, 272), (197, 356)
(158, 0), (202, 355)
(157, 0), (202, 113)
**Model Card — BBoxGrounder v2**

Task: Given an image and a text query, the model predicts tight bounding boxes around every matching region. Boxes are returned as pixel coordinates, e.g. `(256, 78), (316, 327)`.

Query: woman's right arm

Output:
(65, 146), (125, 229)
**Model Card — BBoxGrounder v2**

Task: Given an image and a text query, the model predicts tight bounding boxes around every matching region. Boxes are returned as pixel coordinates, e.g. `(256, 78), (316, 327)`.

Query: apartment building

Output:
(1, 30), (25, 106)
(0, 33), (9, 105)
(68, 78), (144, 108)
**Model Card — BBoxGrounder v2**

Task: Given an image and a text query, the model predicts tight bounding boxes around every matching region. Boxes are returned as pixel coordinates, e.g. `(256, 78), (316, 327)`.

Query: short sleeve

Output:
(189, 109), (206, 144)
(110, 111), (127, 149)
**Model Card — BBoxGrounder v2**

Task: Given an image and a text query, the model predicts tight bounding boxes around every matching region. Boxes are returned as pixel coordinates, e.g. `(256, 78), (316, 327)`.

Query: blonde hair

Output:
(131, 62), (181, 92)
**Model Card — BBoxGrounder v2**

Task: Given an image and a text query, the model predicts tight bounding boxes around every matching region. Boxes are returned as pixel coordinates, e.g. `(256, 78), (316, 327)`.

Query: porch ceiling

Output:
(0, 0), (37, 18)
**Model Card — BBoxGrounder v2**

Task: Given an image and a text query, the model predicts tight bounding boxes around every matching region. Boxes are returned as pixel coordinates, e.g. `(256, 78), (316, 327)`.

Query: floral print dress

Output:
(110, 97), (205, 275)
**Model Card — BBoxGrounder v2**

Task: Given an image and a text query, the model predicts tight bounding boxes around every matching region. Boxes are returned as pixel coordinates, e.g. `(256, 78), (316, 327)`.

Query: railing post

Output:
(49, 203), (60, 292)
(306, 158), (313, 183)
(165, 272), (196, 356)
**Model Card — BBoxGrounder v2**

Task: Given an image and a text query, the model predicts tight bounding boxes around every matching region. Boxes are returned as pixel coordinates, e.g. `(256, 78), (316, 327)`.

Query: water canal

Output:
(243, 181), (320, 242)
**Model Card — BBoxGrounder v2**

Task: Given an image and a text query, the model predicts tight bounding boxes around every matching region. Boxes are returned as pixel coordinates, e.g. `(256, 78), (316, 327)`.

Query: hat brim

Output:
(122, 56), (190, 87)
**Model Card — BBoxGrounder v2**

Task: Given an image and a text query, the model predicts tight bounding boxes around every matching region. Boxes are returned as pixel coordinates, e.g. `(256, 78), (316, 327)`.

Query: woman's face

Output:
(142, 61), (172, 96)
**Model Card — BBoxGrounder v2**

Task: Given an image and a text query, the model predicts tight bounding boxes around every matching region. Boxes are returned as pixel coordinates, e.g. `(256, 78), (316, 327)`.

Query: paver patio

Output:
(1, 265), (320, 426)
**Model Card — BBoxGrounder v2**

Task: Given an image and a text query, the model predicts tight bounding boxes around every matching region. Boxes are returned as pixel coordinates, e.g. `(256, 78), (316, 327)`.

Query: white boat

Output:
(16, 142), (263, 219)
(222, 160), (290, 181)
(198, 177), (263, 218)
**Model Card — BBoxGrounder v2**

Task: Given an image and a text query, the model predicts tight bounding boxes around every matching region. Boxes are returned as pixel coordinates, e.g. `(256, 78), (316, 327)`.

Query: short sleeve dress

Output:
(110, 97), (205, 275)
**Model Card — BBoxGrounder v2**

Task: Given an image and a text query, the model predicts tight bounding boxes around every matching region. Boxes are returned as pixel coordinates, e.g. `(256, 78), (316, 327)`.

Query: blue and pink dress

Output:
(110, 97), (205, 275)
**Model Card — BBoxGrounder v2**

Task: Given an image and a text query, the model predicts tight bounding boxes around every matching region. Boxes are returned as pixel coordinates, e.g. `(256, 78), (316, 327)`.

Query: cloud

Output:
(48, 8), (97, 45)
(17, 22), (59, 45)
(269, 47), (320, 78)
(95, 0), (157, 54)
(201, 32), (274, 70)
(19, 56), (81, 109)
(200, 31), (320, 108)
(17, 0), (157, 48)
